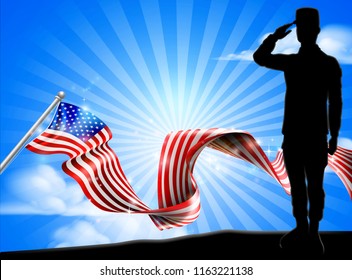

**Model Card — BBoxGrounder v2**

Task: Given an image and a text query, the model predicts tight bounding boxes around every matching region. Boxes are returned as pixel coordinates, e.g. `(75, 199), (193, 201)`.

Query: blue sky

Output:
(1, 0), (351, 252)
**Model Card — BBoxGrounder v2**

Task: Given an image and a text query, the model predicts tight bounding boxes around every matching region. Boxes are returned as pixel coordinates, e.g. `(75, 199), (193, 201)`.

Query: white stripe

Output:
(46, 129), (90, 150)
(101, 144), (146, 204)
(242, 135), (277, 178)
(83, 149), (146, 211)
(102, 145), (140, 198)
(161, 129), (204, 207)
(333, 149), (352, 165)
(187, 129), (211, 193)
(28, 141), (76, 158)
(84, 128), (146, 207)
(280, 177), (290, 186)
(94, 130), (149, 206)
(168, 130), (186, 206)
(34, 135), (82, 156)
(150, 191), (201, 217)
(65, 159), (117, 212)
(179, 131), (196, 202)
(73, 155), (128, 211)
(172, 129), (194, 205)
(188, 129), (211, 167)
(160, 132), (178, 208)
(330, 164), (351, 191)
(274, 162), (286, 177)
(329, 160), (351, 183)
(231, 135), (272, 177)
(331, 152), (352, 169)
(91, 145), (149, 211)
(215, 135), (288, 189)
(150, 217), (166, 230)
(329, 156), (352, 177)
(101, 128), (111, 140)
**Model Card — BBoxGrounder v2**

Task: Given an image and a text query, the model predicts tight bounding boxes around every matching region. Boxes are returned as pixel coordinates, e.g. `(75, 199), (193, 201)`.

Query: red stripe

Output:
(100, 143), (146, 206)
(62, 161), (115, 213)
(171, 130), (190, 205)
(26, 142), (73, 158)
(86, 149), (134, 211)
(157, 132), (172, 208)
(41, 131), (88, 154)
(69, 156), (120, 211)
(93, 145), (149, 211)
(164, 130), (183, 206)
(31, 137), (81, 157)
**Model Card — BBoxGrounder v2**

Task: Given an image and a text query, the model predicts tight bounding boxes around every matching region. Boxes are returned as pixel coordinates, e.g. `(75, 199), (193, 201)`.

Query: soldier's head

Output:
(294, 7), (320, 45)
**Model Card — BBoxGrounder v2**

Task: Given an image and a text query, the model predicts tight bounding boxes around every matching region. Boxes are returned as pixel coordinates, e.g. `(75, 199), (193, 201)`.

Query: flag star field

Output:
(51, 103), (105, 141)
(1, 0), (351, 252)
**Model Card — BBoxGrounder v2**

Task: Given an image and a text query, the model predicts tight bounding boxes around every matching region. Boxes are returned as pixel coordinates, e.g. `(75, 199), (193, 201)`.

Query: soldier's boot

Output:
(280, 218), (309, 249)
(308, 221), (325, 255)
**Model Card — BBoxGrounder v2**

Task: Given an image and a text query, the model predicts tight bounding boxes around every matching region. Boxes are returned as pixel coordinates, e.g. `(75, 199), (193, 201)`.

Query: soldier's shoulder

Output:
(319, 49), (340, 65)
(319, 49), (342, 76)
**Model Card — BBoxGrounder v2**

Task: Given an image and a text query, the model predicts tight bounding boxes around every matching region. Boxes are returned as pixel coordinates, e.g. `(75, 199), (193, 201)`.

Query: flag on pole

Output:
(26, 102), (352, 230)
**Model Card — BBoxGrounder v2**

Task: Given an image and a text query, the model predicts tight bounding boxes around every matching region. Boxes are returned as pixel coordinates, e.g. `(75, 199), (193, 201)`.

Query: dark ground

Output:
(1, 230), (351, 260)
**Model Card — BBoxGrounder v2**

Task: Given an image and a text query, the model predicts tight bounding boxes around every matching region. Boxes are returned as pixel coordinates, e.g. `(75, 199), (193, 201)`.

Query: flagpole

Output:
(0, 91), (65, 175)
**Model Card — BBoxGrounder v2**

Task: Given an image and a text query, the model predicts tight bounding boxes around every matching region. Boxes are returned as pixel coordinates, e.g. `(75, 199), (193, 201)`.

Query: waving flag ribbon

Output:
(26, 102), (352, 230)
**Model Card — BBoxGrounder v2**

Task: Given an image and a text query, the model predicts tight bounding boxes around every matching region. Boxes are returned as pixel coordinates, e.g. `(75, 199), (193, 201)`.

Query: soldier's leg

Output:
(306, 139), (327, 226)
(306, 164), (325, 228)
(280, 145), (309, 249)
(283, 147), (308, 227)
(306, 139), (328, 254)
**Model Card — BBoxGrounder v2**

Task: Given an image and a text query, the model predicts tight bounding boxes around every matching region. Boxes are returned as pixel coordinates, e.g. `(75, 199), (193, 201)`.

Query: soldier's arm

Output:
(253, 23), (294, 70)
(328, 59), (343, 155)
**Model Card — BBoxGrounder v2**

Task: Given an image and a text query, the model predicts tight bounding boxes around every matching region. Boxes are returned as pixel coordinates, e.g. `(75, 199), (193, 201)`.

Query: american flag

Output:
(26, 102), (352, 230)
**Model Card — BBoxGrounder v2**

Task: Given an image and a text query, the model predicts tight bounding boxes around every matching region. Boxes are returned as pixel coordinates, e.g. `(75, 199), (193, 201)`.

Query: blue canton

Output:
(49, 102), (106, 142)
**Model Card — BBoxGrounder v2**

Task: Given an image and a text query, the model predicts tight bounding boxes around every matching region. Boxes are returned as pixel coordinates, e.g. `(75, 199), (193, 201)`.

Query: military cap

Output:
(294, 7), (320, 28)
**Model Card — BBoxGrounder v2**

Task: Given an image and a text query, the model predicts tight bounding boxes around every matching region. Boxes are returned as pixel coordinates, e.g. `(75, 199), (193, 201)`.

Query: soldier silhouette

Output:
(253, 7), (342, 254)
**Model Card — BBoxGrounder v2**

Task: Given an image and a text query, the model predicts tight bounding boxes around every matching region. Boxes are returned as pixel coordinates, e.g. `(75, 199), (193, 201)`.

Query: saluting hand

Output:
(272, 23), (294, 40)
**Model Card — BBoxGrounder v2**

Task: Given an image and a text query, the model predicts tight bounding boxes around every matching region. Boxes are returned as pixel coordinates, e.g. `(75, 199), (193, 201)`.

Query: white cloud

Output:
(319, 25), (352, 64)
(50, 220), (111, 248)
(1, 164), (104, 216)
(218, 25), (352, 64)
(2, 164), (190, 247)
(338, 137), (352, 149)
(217, 50), (254, 61)
(270, 28), (299, 54)
(107, 214), (189, 243)
(48, 214), (189, 248)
